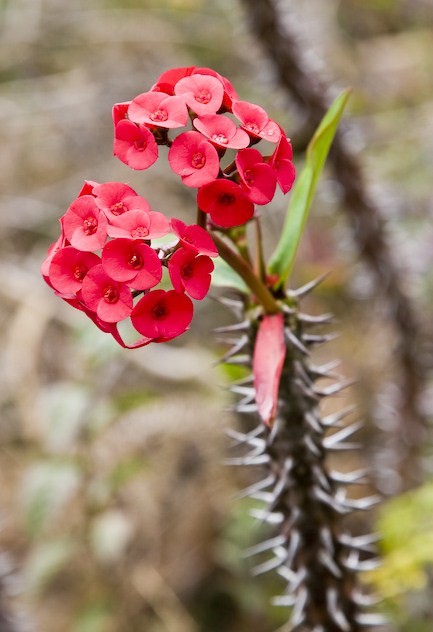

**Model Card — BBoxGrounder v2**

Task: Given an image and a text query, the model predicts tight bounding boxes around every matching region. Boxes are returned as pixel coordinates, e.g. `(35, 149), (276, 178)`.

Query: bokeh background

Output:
(1, 0), (433, 630)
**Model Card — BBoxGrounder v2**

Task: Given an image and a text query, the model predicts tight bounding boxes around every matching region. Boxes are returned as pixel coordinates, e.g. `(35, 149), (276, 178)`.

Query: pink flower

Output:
(235, 148), (277, 205)
(192, 67), (239, 111)
(101, 238), (162, 290)
(168, 131), (220, 187)
(49, 247), (100, 295)
(232, 100), (281, 144)
(93, 182), (151, 221)
(114, 119), (158, 170)
(197, 179), (254, 228)
(131, 289), (193, 340)
(193, 114), (250, 150)
(107, 209), (170, 240)
(268, 134), (296, 193)
(168, 247), (214, 300)
(128, 91), (188, 129)
(62, 195), (108, 251)
(174, 74), (224, 116)
(151, 66), (196, 95)
(170, 218), (218, 257)
(81, 264), (133, 323)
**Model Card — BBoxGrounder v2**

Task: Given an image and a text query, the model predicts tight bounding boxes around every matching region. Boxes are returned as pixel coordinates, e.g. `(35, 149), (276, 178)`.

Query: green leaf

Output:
(268, 88), (351, 287)
(211, 254), (248, 293)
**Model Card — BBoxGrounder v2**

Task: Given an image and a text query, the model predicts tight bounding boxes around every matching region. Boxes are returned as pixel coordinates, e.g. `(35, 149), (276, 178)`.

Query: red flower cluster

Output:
(42, 67), (295, 347)
(41, 181), (217, 348)
(113, 66), (296, 228)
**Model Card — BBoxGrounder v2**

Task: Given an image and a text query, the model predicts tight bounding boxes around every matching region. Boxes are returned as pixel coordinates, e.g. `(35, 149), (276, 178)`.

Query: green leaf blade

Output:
(268, 88), (351, 287)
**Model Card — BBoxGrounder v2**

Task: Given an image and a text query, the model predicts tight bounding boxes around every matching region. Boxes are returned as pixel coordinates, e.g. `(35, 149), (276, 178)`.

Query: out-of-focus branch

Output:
(240, 0), (429, 491)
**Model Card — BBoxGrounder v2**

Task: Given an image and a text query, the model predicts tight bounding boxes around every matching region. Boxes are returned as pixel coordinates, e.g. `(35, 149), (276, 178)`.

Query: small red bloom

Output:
(41, 233), (67, 282)
(235, 148), (277, 205)
(93, 182), (151, 220)
(170, 218), (218, 257)
(102, 238), (162, 290)
(174, 74), (224, 116)
(107, 209), (170, 241)
(168, 131), (220, 187)
(193, 114), (250, 150)
(112, 101), (130, 127)
(269, 134), (296, 194)
(81, 264), (133, 323)
(114, 119), (158, 170)
(168, 247), (214, 300)
(232, 100), (281, 144)
(62, 195), (108, 251)
(49, 247), (100, 294)
(131, 289), (193, 340)
(128, 91), (188, 129)
(197, 179), (254, 228)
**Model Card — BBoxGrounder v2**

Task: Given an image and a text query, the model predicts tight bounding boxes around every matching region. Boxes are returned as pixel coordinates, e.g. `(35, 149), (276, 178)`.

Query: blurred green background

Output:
(1, 0), (433, 630)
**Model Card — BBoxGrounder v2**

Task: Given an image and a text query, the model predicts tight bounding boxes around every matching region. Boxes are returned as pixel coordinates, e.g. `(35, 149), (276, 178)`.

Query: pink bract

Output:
(236, 148), (277, 205)
(193, 114), (250, 150)
(197, 179), (254, 228)
(114, 119), (158, 170)
(128, 91), (188, 129)
(131, 289), (193, 340)
(232, 100), (281, 143)
(168, 247), (214, 300)
(93, 182), (151, 220)
(63, 195), (108, 251)
(81, 264), (133, 323)
(49, 247), (100, 294)
(107, 209), (170, 240)
(101, 238), (162, 290)
(174, 74), (224, 116)
(168, 131), (220, 187)
(170, 218), (218, 257)
(112, 101), (130, 127)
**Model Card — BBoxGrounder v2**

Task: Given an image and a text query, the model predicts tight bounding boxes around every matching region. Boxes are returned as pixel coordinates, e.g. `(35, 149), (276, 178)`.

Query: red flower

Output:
(101, 238), (162, 290)
(131, 289), (193, 340)
(41, 233), (67, 282)
(193, 114), (250, 150)
(81, 264), (133, 323)
(197, 179), (254, 228)
(49, 247), (100, 295)
(114, 119), (158, 170)
(170, 218), (218, 257)
(112, 101), (130, 127)
(235, 148), (277, 205)
(128, 91), (188, 129)
(174, 74), (224, 116)
(268, 134), (296, 194)
(168, 131), (220, 187)
(93, 182), (150, 220)
(168, 247), (214, 300)
(107, 209), (170, 240)
(63, 195), (108, 251)
(232, 100), (281, 144)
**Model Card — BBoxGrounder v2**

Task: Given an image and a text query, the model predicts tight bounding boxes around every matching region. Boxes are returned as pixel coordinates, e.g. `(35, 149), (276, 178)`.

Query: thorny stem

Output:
(241, 0), (429, 491)
(254, 216), (267, 284)
(211, 232), (280, 314)
(196, 207), (207, 229)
